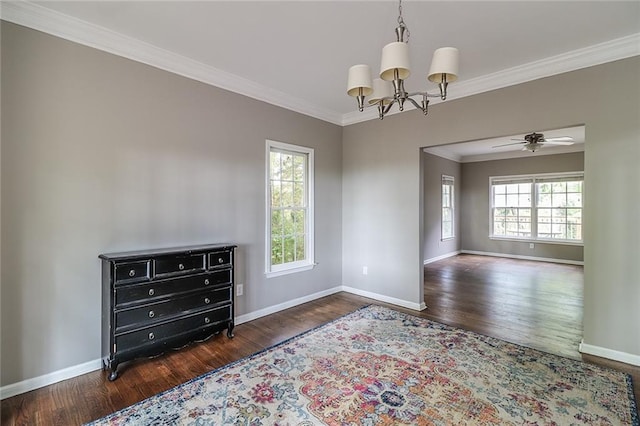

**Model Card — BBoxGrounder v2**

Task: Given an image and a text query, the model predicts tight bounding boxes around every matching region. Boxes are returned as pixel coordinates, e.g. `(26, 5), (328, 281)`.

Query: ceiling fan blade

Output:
(493, 142), (524, 148)
(510, 138), (527, 141)
(544, 136), (573, 142)
(541, 141), (574, 146)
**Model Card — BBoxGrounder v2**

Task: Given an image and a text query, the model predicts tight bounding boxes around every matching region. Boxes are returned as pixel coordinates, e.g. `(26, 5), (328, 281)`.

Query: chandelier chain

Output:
(397, 0), (410, 43)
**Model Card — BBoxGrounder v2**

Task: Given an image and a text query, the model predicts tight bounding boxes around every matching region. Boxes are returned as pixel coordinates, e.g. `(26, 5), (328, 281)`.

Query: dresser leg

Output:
(227, 321), (235, 338)
(108, 366), (119, 381)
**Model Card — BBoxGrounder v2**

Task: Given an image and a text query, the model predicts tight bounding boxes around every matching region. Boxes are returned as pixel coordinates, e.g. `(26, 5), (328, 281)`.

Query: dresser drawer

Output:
(155, 253), (205, 276)
(208, 250), (232, 269)
(115, 270), (231, 307)
(115, 305), (232, 353)
(116, 286), (231, 331)
(114, 260), (151, 284)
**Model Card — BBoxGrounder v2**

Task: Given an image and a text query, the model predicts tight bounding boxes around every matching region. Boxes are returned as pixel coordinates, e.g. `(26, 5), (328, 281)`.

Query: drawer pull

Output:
(204, 279), (210, 285)
(148, 310), (155, 318)
(129, 269), (136, 277)
(148, 332), (155, 340)
(204, 297), (210, 304)
(204, 317), (211, 324)
(178, 263), (185, 271)
(218, 258), (224, 264)
(148, 288), (155, 296)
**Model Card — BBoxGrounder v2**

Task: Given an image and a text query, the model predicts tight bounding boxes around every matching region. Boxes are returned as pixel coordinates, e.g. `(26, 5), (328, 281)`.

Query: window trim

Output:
(265, 140), (315, 278)
(441, 175), (455, 241)
(489, 171), (584, 244)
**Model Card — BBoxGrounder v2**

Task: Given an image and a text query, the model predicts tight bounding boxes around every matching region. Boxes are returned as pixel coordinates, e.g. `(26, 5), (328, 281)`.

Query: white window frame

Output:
(441, 175), (455, 241)
(265, 140), (315, 278)
(489, 171), (584, 245)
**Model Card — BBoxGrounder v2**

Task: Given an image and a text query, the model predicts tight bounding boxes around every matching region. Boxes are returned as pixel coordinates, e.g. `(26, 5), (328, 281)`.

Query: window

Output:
(266, 140), (314, 277)
(441, 175), (454, 240)
(490, 173), (583, 243)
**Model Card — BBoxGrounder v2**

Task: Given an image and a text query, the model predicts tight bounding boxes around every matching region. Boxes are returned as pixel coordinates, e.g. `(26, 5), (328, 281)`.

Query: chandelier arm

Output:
(378, 100), (396, 120)
(406, 97), (426, 112)
(406, 91), (441, 99)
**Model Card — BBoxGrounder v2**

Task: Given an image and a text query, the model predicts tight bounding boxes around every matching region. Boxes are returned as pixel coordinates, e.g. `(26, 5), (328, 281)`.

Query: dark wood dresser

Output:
(99, 243), (236, 380)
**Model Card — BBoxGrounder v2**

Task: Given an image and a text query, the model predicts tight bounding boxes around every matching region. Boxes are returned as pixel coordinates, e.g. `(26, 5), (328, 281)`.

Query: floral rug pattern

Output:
(88, 305), (638, 425)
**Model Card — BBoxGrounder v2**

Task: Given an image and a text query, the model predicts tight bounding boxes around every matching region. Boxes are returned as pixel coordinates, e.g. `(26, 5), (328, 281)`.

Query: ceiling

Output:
(3, 1), (639, 128)
(424, 125), (585, 163)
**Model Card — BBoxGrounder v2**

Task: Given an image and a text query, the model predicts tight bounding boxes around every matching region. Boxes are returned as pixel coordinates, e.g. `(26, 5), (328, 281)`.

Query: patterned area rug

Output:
(88, 305), (638, 425)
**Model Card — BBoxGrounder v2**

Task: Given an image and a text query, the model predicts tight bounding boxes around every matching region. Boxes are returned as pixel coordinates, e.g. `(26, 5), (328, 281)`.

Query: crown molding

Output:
(0, 1), (344, 126)
(2, 1), (638, 128)
(342, 32), (640, 127)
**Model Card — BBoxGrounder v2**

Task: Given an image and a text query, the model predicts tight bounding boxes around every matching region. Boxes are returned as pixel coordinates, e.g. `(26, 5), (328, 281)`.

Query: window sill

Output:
(489, 236), (584, 247)
(265, 263), (316, 278)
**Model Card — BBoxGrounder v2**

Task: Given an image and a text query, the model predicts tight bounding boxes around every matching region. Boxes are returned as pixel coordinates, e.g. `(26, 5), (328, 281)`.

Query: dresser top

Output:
(99, 243), (236, 261)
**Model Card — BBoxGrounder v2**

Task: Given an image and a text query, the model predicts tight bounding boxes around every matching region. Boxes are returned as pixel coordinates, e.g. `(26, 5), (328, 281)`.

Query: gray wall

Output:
(343, 57), (640, 358)
(422, 152), (461, 261)
(1, 23), (342, 386)
(460, 152), (584, 262)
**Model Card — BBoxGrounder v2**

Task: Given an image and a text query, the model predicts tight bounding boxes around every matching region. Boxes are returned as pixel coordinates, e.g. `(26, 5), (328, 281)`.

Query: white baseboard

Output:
(461, 250), (584, 266)
(234, 286), (342, 325)
(0, 358), (103, 400)
(0, 285), (422, 400)
(579, 341), (640, 367)
(424, 251), (461, 265)
(341, 286), (426, 311)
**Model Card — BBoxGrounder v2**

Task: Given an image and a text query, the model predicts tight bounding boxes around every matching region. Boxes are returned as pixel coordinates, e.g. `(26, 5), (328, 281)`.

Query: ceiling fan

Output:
(493, 132), (574, 152)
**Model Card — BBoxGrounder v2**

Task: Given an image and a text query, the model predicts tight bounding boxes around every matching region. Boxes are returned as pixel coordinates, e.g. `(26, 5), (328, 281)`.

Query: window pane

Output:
(552, 182), (566, 192)
(442, 222), (452, 238)
(283, 237), (295, 263)
(271, 237), (283, 266)
(293, 209), (305, 234)
(281, 182), (293, 207)
(270, 152), (282, 180)
(293, 182), (304, 207)
(271, 210), (283, 234)
(293, 155), (305, 182)
(567, 181), (582, 193)
(281, 154), (294, 180)
(552, 193), (567, 207)
(271, 181), (281, 207)
(567, 193), (582, 206)
(537, 192), (551, 207)
(282, 209), (295, 236)
(295, 235), (305, 261)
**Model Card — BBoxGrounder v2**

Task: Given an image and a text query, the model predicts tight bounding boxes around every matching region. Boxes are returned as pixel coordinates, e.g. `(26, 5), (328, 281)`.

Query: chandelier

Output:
(347, 0), (459, 120)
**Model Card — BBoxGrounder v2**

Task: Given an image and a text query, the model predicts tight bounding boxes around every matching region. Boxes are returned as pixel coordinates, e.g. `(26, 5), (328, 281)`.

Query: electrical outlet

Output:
(529, 243), (535, 249)
(362, 266), (368, 275)
(236, 284), (244, 296)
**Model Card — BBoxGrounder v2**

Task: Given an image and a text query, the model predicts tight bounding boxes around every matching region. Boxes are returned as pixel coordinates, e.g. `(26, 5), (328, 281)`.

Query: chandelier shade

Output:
(380, 42), (411, 81)
(427, 47), (459, 83)
(347, 64), (373, 97)
(369, 78), (394, 105)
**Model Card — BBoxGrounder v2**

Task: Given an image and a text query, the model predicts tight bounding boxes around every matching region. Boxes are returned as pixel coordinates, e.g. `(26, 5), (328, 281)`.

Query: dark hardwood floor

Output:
(2, 254), (638, 424)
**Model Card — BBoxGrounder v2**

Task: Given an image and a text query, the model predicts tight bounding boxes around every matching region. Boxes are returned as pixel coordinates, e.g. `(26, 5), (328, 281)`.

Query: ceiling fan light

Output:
(368, 78), (394, 105)
(347, 64), (373, 97)
(380, 42), (411, 81)
(428, 47), (459, 83)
